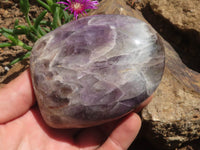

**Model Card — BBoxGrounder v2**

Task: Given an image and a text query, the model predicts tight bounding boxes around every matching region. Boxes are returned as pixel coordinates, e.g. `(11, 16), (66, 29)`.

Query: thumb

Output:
(0, 69), (35, 123)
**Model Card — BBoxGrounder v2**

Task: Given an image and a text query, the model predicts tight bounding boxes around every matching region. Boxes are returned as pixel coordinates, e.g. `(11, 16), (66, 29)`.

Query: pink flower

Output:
(57, 0), (99, 20)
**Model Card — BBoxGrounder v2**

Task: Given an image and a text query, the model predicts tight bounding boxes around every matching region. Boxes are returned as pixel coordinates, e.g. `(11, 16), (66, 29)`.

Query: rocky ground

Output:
(0, 0), (200, 149)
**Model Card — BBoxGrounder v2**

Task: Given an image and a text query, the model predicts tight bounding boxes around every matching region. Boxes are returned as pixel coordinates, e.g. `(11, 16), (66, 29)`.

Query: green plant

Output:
(0, 0), (74, 65)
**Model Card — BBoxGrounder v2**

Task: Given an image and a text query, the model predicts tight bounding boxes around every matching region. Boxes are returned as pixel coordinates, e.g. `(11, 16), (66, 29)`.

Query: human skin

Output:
(0, 69), (151, 150)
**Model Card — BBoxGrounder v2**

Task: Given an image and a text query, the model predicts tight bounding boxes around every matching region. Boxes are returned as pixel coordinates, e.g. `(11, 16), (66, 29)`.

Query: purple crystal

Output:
(30, 15), (165, 128)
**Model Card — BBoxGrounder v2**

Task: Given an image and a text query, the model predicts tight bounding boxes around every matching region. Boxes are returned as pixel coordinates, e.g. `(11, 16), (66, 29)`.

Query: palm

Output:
(0, 70), (150, 150)
(1, 107), (76, 150)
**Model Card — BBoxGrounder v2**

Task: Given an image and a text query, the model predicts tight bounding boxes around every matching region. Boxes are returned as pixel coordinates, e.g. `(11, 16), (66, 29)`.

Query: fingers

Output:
(99, 112), (141, 150)
(97, 96), (152, 150)
(74, 127), (106, 150)
(0, 69), (35, 123)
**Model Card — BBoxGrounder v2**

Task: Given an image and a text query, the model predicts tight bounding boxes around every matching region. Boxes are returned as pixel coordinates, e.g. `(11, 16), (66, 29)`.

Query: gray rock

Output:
(30, 14), (164, 128)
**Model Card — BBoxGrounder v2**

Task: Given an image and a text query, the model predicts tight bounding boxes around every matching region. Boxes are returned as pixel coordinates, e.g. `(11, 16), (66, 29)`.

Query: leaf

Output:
(46, 0), (54, 7)
(2, 32), (18, 45)
(39, 20), (52, 26)
(14, 25), (28, 30)
(13, 28), (28, 35)
(42, 27), (51, 33)
(26, 32), (38, 42)
(9, 51), (31, 65)
(20, 0), (30, 16)
(62, 9), (69, 22)
(34, 10), (48, 29)
(36, 0), (51, 12)
(52, 6), (61, 29)
(17, 40), (32, 51)
(2, 28), (14, 34)
(0, 42), (13, 48)
(38, 26), (47, 36)
(14, 19), (19, 28)
(22, 44), (32, 51)
(62, 10), (73, 23)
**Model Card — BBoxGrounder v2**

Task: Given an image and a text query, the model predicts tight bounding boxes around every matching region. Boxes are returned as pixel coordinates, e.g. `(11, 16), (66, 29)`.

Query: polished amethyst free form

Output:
(30, 15), (165, 128)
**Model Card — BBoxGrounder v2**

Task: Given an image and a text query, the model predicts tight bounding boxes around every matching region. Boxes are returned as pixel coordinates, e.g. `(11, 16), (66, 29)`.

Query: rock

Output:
(141, 40), (200, 149)
(142, 0), (200, 33)
(141, 0), (200, 72)
(89, 0), (200, 149)
(89, 0), (146, 21)
(30, 15), (164, 128)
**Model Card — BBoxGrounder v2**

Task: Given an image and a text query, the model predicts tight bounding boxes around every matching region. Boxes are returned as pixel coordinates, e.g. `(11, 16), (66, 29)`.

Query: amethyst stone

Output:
(30, 15), (165, 128)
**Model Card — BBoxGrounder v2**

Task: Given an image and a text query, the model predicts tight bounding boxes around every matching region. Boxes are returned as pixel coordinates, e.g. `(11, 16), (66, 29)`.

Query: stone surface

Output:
(133, 0), (200, 148)
(30, 14), (164, 128)
(141, 40), (200, 149)
(142, 0), (200, 32)
(141, 0), (200, 72)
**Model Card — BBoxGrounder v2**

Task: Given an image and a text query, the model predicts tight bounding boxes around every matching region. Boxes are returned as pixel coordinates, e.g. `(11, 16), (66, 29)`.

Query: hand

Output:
(0, 69), (151, 150)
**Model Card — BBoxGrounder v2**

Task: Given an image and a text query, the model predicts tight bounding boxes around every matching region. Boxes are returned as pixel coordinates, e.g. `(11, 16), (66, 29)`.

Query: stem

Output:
(52, 6), (61, 29)
(25, 15), (32, 27)
(36, 0), (52, 12)
(18, 40), (32, 51)
(26, 16), (42, 38)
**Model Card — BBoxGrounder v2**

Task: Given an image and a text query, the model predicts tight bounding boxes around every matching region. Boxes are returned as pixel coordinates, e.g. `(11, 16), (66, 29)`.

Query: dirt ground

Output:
(0, 0), (199, 149)
(0, 0), (47, 85)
